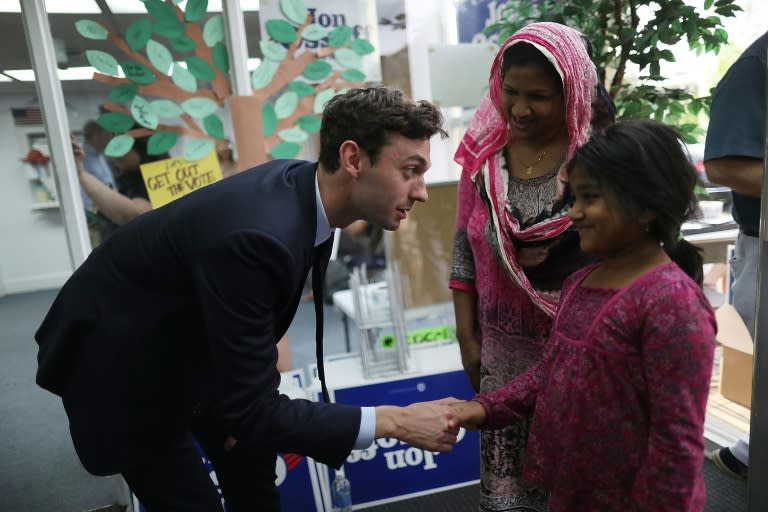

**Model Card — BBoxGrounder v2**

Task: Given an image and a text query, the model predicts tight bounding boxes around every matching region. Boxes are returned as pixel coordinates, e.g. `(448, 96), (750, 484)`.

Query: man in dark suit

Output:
(35, 87), (456, 511)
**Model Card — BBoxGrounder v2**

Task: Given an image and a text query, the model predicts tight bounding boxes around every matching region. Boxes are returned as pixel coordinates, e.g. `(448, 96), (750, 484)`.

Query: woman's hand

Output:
(450, 400), (487, 431)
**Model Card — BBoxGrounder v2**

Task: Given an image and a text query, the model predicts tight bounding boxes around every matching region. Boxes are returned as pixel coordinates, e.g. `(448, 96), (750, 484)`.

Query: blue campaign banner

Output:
(329, 370), (479, 505)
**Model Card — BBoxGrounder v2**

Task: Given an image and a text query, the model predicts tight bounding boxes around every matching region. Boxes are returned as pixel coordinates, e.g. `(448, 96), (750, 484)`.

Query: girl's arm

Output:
(73, 140), (152, 225)
(453, 289), (481, 392)
(631, 283), (716, 511)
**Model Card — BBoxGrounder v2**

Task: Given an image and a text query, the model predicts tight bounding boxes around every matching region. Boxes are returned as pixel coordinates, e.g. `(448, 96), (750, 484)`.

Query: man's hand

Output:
(375, 398), (462, 452)
(449, 400), (487, 431)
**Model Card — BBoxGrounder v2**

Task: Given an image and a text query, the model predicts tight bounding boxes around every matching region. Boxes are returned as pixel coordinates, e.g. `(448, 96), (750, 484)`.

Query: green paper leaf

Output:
(275, 91), (299, 119)
(302, 23), (327, 42)
(170, 35), (196, 52)
(334, 48), (362, 70)
(104, 134), (135, 157)
(181, 97), (219, 119)
(85, 50), (119, 76)
(262, 103), (277, 137)
(147, 131), (178, 155)
(97, 112), (135, 133)
(296, 114), (321, 133)
(121, 59), (157, 85)
(155, 19), (186, 39)
(108, 83), (139, 103)
(266, 19), (297, 44)
(212, 42), (229, 73)
(130, 96), (159, 130)
(146, 39), (173, 75)
(280, 0), (307, 25)
(185, 56), (215, 81)
(341, 69), (366, 82)
(278, 127), (308, 143)
(126, 18), (153, 51)
(302, 60), (332, 81)
(183, 138), (215, 161)
(75, 19), (108, 40)
(288, 80), (315, 97)
(203, 114), (224, 139)
(313, 88), (336, 114)
(149, 99), (183, 118)
(145, 0), (177, 21)
(270, 142), (301, 159)
(172, 63), (197, 92)
(184, 0), (208, 22)
(251, 61), (276, 90)
(350, 38), (375, 56)
(203, 15), (224, 47)
(328, 26), (353, 48)
(260, 40), (287, 62)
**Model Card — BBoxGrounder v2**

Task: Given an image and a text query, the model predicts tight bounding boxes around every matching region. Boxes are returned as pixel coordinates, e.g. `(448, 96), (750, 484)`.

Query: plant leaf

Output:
(86, 50), (119, 76)
(302, 23), (327, 42)
(278, 127), (308, 143)
(97, 111), (135, 133)
(288, 80), (316, 97)
(270, 142), (301, 159)
(275, 91), (299, 119)
(183, 138), (215, 161)
(212, 42), (229, 73)
(341, 69), (366, 82)
(266, 19), (298, 44)
(203, 114), (224, 139)
(147, 131), (178, 155)
(170, 35), (197, 52)
(108, 83), (139, 103)
(146, 39), (174, 75)
(75, 19), (108, 40)
(334, 48), (362, 70)
(302, 60), (332, 81)
(203, 15), (225, 47)
(328, 26), (353, 48)
(185, 56), (216, 81)
(262, 103), (277, 137)
(121, 59), (157, 85)
(260, 40), (288, 62)
(149, 99), (183, 118)
(131, 96), (159, 129)
(181, 97), (219, 118)
(154, 19), (186, 39)
(251, 60), (276, 90)
(313, 88), (336, 113)
(296, 114), (321, 133)
(280, 0), (307, 25)
(104, 134), (135, 158)
(171, 63), (197, 92)
(350, 38), (375, 55)
(185, 0), (208, 22)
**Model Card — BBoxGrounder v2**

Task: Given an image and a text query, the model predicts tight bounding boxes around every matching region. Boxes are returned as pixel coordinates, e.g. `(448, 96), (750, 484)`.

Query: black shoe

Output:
(711, 447), (748, 480)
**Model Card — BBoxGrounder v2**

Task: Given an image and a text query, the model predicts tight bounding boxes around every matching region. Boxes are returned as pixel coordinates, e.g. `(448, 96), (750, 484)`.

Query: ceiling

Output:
(0, 10), (262, 96)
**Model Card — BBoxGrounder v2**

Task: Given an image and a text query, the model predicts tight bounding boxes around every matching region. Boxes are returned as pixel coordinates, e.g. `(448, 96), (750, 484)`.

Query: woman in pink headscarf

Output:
(449, 23), (599, 511)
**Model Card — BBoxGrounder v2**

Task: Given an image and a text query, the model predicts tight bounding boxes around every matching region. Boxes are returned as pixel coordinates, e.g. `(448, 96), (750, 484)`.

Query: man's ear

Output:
(339, 140), (363, 178)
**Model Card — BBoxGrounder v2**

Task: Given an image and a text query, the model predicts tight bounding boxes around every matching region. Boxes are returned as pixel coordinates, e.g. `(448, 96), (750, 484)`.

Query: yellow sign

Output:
(139, 150), (223, 208)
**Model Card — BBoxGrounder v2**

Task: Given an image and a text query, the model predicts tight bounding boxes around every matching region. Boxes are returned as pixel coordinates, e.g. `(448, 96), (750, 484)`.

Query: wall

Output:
(0, 94), (104, 295)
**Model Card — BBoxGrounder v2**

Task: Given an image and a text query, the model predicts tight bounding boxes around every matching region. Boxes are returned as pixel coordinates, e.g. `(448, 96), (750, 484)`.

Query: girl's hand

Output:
(449, 400), (487, 431)
(517, 246), (549, 268)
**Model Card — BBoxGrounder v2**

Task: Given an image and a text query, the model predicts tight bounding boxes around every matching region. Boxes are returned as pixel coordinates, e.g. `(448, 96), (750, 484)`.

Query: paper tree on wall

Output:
(75, 0), (375, 166)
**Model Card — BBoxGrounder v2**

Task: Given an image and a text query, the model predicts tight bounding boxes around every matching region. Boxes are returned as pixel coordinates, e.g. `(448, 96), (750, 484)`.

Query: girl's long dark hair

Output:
(567, 120), (704, 285)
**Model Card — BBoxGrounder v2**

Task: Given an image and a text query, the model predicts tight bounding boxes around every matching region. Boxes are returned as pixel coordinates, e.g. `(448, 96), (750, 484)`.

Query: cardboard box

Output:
(716, 304), (754, 408)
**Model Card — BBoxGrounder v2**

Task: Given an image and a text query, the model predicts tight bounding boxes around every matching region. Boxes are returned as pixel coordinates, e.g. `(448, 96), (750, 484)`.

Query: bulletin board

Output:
(388, 180), (458, 309)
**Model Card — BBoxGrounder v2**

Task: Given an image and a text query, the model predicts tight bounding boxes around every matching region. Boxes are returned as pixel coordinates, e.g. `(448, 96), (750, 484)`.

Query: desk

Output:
(683, 218), (738, 264)
(332, 283), (454, 352)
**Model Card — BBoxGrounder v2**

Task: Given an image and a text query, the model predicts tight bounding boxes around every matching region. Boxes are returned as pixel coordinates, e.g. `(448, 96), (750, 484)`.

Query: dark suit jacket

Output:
(35, 160), (361, 476)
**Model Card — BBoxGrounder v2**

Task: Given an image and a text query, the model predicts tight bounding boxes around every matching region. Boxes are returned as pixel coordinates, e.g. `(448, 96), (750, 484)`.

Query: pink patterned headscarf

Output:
(455, 22), (597, 316)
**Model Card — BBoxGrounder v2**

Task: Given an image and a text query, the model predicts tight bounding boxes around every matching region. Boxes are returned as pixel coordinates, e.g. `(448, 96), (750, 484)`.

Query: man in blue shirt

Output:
(704, 29), (768, 481)
(79, 120), (117, 244)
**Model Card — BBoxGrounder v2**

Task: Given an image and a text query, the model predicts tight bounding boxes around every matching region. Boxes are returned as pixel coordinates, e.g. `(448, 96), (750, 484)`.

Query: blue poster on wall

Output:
(327, 370), (480, 506)
(456, 0), (511, 44)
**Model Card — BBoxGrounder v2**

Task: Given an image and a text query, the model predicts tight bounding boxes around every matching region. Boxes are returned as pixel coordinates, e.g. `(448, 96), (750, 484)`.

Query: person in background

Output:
(449, 22), (600, 511)
(216, 139), (239, 178)
(703, 28), (768, 481)
(452, 120), (715, 512)
(78, 120), (118, 245)
(74, 132), (161, 227)
(36, 87), (458, 512)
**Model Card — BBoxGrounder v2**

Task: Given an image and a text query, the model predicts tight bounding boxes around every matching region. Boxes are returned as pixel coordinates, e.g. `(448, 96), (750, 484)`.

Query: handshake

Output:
(373, 398), (488, 452)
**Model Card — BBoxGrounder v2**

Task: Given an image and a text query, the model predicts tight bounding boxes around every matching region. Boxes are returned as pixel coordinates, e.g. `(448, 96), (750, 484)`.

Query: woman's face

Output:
(501, 64), (566, 143)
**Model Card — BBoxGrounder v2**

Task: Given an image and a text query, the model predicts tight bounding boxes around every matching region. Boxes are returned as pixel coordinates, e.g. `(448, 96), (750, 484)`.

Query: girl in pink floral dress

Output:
(453, 120), (716, 512)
